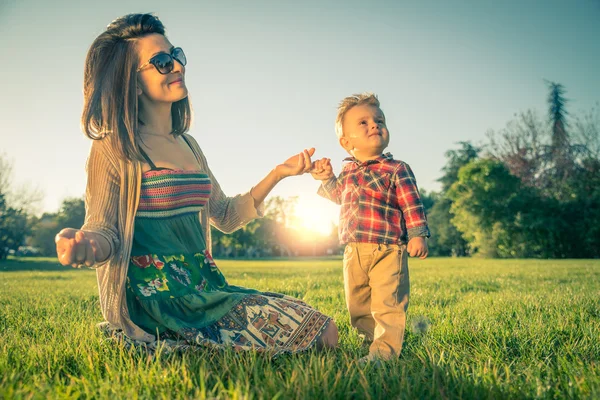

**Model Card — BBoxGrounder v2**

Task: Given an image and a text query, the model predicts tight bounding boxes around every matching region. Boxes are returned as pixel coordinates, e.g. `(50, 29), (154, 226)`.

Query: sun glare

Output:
(289, 195), (339, 238)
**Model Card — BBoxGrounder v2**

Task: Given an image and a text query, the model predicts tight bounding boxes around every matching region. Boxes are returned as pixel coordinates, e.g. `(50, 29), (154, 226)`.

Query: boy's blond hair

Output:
(335, 92), (380, 138)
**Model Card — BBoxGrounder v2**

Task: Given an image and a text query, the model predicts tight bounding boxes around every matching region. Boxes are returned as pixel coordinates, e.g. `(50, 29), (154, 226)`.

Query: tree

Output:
(28, 213), (60, 257)
(0, 193), (30, 259)
(426, 142), (480, 257)
(55, 197), (85, 231)
(486, 82), (592, 201)
(426, 195), (469, 257)
(0, 154), (43, 216)
(28, 197), (85, 257)
(447, 159), (521, 257)
(0, 154), (40, 259)
(573, 102), (600, 160)
(546, 81), (572, 178)
(438, 142), (481, 192)
(486, 109), (547, 189)
(451, 83), (599, 258)
(210, 196), (299, 257)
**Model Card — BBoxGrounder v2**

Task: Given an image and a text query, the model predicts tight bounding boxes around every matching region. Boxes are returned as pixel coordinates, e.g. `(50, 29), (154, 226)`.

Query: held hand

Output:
(275, 148), (316, 179)
(407, 237), (428, 259)
(310, 158), (334, 181)
(55, 228), (105, 268)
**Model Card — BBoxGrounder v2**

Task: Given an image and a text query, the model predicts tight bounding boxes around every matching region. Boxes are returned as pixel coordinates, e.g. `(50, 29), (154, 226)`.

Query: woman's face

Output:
(136, 33), (188, 105)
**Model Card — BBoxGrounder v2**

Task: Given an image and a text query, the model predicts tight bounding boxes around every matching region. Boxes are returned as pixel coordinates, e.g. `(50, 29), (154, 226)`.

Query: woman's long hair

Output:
(81, 13), (191, 160)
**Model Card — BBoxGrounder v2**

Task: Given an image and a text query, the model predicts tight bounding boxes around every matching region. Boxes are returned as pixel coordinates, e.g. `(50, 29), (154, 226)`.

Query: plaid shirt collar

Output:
(342, 152), (394, 167)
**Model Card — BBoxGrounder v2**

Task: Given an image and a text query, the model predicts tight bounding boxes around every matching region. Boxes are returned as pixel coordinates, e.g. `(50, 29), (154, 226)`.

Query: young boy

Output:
(311, 92), (430, 364)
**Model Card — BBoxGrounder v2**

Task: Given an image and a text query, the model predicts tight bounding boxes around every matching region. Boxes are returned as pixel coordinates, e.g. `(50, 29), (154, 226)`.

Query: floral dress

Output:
(121, 166), (331, 356)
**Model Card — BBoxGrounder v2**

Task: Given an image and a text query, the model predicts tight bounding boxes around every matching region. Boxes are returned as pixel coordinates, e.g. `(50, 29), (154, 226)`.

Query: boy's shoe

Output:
(357, 354), (385, 368)
(358, 334), (373, 349)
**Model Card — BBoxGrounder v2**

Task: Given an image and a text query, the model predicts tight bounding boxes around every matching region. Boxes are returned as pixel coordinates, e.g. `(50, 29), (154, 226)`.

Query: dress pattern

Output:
(104, 169), (330, 356)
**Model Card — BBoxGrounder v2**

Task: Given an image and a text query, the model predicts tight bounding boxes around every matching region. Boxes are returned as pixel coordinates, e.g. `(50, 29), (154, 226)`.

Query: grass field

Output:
(1, 256), (599, 399)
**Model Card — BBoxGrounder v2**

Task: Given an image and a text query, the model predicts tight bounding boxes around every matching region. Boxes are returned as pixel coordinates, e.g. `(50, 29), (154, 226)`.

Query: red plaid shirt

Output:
(318, 153), (430, 244)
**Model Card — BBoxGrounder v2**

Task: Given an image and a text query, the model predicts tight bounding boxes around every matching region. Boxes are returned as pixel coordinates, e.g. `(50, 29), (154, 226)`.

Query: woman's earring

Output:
(137, 87), (142, 96)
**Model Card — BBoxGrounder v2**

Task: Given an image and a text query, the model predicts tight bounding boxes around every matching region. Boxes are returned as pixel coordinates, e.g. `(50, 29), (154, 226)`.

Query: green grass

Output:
(1, 256), (599, 399)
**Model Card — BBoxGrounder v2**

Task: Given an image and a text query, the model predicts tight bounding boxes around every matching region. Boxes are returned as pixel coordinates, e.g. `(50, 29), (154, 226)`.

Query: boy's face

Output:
(339, 104), (389, 161)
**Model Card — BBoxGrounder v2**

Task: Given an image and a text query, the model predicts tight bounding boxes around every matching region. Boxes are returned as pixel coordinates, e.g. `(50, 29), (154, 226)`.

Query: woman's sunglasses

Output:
(137, 47), (187, 75)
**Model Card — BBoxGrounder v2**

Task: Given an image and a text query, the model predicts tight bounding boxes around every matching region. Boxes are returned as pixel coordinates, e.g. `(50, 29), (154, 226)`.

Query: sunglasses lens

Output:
(151, 53), (174, 74)
(172, 47), (187, 67)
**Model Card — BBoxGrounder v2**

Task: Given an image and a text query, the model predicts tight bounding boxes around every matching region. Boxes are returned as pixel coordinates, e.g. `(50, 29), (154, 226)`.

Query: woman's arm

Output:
(184, 135), (314, 233)
(249, 148), (314, 206)
(55, 139), (120, 268)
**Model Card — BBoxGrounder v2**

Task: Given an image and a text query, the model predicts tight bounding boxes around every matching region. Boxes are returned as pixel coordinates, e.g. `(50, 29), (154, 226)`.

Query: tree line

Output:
(1, 194), (340, 259)
(425, 82), (599, 258)
(1, 81), (598, 259)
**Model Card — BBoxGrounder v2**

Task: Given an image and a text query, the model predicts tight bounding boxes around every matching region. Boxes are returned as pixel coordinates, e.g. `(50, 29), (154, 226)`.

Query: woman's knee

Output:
(318, 320), (338, 349)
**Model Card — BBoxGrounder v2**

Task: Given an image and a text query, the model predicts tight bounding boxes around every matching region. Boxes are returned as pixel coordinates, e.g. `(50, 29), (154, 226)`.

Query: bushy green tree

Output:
(0, 155), (39, 259)
(426, 142), (480, 257)
(29, 197), (85, 257)
(447, 159), (521, 257)
(478, 82), (600, 258)
(0, 194), (30, 259)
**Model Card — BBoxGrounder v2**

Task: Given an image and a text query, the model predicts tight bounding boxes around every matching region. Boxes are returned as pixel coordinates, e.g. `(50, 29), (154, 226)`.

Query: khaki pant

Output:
(343, 242), (410, 358)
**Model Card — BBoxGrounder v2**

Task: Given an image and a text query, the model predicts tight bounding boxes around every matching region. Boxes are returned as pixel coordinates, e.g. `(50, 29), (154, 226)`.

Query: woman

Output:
(55, 13), (337, 354)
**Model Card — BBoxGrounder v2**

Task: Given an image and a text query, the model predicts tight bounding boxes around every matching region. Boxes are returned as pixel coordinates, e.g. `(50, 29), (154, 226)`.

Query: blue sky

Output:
(1, 0), (599, 221)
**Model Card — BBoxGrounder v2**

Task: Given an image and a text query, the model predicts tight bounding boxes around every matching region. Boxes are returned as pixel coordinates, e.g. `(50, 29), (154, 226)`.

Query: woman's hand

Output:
(275, 148), (315, 180)
(249, 148), (317, 208)
(55, 228), (107, 268)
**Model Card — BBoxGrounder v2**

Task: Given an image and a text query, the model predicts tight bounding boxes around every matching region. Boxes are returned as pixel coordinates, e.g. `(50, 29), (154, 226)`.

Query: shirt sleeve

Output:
(317, 176), (342, 205)
(185, 135), (264, 233)
(394, 162), (430, 240)
(80, 139), (121, 267)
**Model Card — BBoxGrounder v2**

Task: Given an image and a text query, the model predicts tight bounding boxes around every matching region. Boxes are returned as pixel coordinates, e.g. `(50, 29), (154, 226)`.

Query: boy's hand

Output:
(407, 237), (428, 259)
(310, 158), (334, 181)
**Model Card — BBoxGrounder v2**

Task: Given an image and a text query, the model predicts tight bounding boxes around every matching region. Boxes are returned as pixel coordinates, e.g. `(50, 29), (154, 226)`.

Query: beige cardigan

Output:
(81, 134), (263, 342)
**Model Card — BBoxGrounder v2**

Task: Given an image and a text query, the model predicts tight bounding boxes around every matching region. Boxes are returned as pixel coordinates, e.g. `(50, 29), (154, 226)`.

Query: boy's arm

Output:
(317, 176), (343, 205)
(394, 162), (430, 240)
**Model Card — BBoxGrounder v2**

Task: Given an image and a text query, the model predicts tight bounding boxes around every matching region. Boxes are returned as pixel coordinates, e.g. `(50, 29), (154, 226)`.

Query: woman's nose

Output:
(172, 60), (184, 73)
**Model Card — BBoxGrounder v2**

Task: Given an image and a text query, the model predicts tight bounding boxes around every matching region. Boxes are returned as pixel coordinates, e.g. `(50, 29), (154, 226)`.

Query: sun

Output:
(288, 194), (339, 238)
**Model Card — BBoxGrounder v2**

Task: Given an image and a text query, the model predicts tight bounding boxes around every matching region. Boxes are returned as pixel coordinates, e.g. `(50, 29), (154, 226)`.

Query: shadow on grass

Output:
(393, 332), (523, 399)
(0, 257), (71, 272)
(96, 338), (519, 399)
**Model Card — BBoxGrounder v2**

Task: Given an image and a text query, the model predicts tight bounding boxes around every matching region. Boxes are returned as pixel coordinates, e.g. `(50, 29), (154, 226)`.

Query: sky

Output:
(1, 0), (599, 227)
